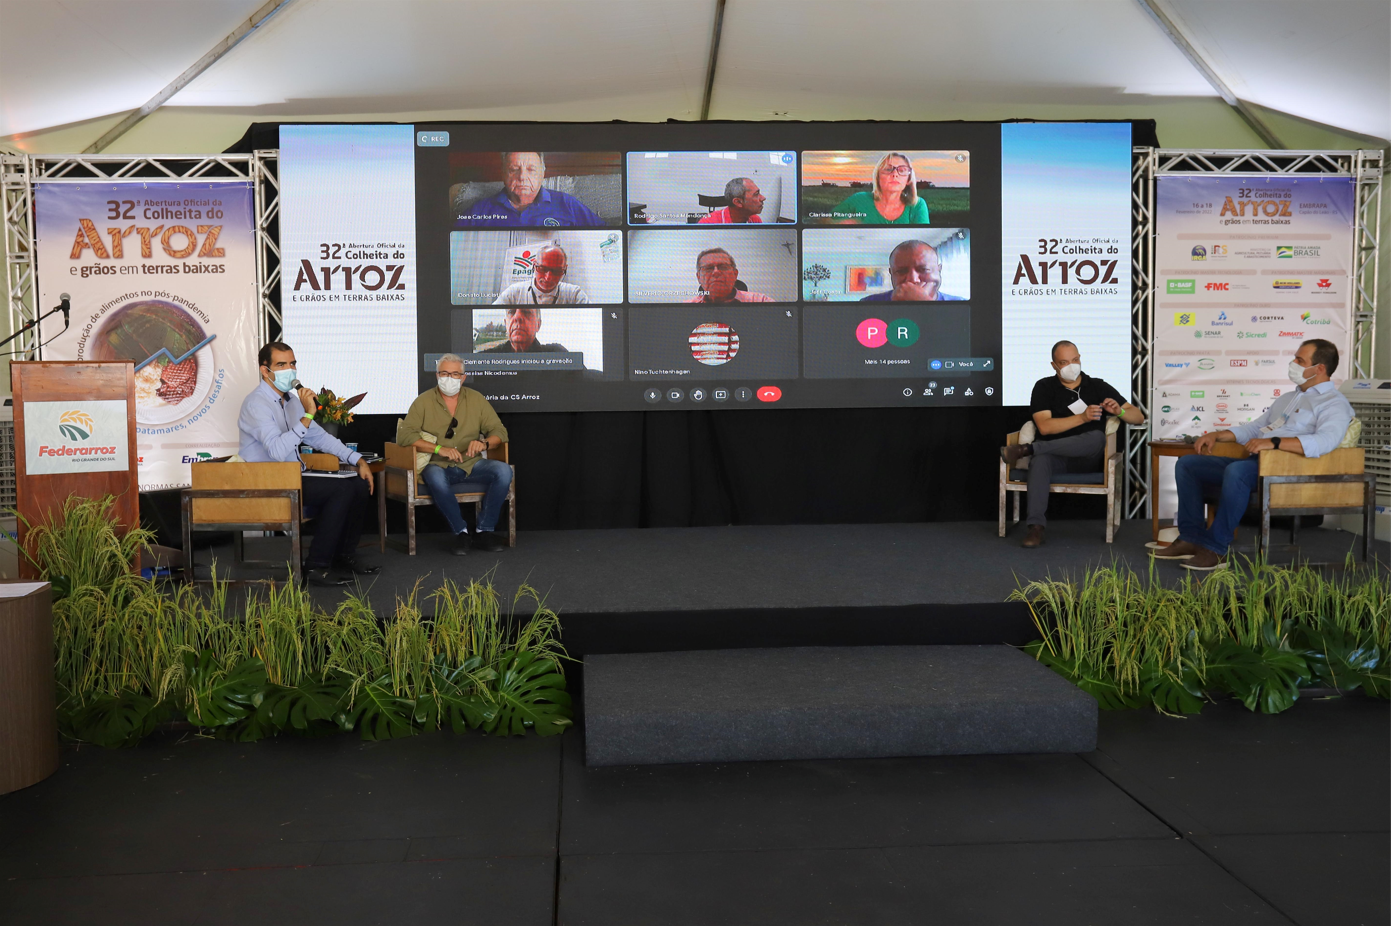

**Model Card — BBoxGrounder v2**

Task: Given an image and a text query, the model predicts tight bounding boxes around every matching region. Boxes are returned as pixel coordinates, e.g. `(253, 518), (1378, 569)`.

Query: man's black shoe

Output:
(472, 531), (505, 553)
(306, 566), (351, 587)
(450, 531), (471, 556)
(333, 554), (380, 575)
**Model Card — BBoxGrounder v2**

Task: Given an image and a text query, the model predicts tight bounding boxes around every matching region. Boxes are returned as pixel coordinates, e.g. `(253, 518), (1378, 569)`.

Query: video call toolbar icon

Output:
(690, 388), (706, 402)
(734, 387), (753, 402)
(644, 388), (662, 403)
(713, 388), (729, 402)
(757, 386), (782, 402)
(666, 389), (684, 403)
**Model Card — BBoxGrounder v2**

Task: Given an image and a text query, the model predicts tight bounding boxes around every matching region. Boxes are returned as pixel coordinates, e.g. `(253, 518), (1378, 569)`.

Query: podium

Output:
(11, 362), (139, 579)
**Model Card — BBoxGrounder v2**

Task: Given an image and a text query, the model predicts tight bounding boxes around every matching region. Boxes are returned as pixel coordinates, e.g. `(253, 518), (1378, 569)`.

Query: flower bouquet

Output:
(314, 388), (367, 435)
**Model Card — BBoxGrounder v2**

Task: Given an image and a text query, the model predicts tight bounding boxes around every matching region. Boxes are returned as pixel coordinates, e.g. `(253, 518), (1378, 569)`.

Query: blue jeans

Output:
(420, 459), (512, 535)
(1174, 454), (1260, 554)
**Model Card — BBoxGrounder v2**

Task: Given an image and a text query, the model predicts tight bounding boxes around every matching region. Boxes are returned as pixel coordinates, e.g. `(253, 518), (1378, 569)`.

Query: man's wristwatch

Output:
(1272, 437), (1282, 450)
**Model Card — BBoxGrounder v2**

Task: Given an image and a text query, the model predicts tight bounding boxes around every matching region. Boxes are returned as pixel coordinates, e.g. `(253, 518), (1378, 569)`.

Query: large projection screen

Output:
(279, 122), (1132, 415)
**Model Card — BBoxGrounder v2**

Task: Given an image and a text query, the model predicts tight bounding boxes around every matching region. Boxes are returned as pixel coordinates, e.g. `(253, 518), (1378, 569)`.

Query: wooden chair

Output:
(1258, 447), (1376, 562)
(181, 461), (306, 584)
(999, 418), (1124, 542)
(378, 442), (516, 555)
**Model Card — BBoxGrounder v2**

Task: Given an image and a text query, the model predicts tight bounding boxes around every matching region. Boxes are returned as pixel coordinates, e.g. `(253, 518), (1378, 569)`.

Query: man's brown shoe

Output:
(1181, 548), (1228, 572)
(1021, 524), (1045, 548)
(1001, 444), (1032, 467)
(1151, 540), (1202, 560)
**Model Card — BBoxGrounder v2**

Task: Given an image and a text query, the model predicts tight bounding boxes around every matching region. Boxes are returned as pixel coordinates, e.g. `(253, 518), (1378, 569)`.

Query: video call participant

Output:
(698, 178), (765, 224)
(459, 152), (605, 228)
(1154, 339), (1353, 573)
(1000, 341), (1143, 548)
(834, 152), (930, 225)
(479, 307), (565, 353)
(859, 240), (964, 302)
(686, 247), (774, 303)
(493, 245), (589, 304)
(238, 341), (377, 586)
(397, 354), (512, 555)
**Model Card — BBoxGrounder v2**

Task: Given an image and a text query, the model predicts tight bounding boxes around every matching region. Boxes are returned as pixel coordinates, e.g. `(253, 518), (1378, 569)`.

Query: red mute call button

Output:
(757, 386), (782, 402)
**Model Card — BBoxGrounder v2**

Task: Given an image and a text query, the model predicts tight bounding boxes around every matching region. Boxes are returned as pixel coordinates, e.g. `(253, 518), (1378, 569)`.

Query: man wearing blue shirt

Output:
(458, 152), (605, 228)
(1155, 339), (1354, 572)
(238, 341), (378, 586)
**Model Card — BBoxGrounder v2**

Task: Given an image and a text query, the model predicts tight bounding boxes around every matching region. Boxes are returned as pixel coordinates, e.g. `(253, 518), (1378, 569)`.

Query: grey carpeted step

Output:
(584, 645), (1096, 766)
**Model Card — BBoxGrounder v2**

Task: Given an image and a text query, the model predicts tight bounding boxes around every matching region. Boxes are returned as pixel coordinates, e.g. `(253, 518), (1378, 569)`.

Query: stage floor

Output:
(208, 519), (1387, 618)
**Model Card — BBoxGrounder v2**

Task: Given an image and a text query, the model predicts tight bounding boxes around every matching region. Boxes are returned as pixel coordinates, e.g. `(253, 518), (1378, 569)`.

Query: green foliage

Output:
(1014, 558), (1389, 716)
(31, 497), (572, 748)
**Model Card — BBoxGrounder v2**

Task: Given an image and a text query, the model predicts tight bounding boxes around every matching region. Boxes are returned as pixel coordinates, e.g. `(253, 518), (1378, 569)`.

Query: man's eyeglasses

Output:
(444, 417), (457, 440)
(438, 371), (465, 380)
(698, 262), (736, 275)
(533, 265), (565, 276)
(879, 165), (912, 176)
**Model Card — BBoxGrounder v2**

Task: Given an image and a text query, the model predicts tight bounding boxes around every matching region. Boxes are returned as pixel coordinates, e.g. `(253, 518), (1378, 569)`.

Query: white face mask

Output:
(1287, 360), (1313, 386)
(437, 375), (462, 397)
(1058, 363), (1081, 382)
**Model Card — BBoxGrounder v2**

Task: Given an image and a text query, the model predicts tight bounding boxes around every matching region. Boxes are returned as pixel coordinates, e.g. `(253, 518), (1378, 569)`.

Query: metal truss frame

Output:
(251, 150), (281, 344)
(1, 153), (258, 359)
(1127, 147), (1157, 519)
(1129, 147), (1383, 519)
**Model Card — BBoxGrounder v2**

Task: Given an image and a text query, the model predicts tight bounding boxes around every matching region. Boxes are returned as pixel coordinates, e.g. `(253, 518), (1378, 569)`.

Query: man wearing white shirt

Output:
(492, 245), (589, 305)
(1155, 339), (1354, 572)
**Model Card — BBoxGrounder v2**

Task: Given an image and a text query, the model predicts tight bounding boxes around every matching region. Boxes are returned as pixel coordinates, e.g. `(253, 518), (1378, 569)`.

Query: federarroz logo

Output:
(39, 411), (117, 459)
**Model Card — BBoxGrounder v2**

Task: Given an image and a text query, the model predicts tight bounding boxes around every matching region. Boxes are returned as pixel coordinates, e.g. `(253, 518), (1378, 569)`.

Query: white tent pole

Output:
(1133, 0), (1285, 150)
(83, 0), (299, 154)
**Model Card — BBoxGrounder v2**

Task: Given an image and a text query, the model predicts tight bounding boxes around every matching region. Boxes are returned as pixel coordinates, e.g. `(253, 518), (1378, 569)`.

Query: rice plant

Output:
(1013, 556), (1390, 715)
(28, 496), (571, 747)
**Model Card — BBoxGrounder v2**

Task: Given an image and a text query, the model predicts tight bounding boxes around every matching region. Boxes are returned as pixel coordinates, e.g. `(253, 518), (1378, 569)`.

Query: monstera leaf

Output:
(482, 650), (572, 737)
(413, 656), (497, 734)
(65, 691), (166, 748)
(1206, 642), (1309, 714)
(336, 675), (416, 741)
(184, 651), (268, 728)
(1138, 662), (1206, 716)
(255, 675), (350, 736)
(1292, 626), (1386, 694)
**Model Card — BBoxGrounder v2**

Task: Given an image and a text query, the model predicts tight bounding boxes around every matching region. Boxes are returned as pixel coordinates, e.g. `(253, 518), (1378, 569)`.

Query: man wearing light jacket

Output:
(1155, 338), (1354, 572)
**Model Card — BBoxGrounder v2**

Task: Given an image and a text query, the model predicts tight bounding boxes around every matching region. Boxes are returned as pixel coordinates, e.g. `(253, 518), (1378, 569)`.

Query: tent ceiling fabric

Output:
(0, 0), (1387, 145)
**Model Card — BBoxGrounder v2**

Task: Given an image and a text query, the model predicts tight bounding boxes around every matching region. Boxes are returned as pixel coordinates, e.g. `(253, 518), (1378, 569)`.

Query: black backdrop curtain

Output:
(330, 405), (1117, 533)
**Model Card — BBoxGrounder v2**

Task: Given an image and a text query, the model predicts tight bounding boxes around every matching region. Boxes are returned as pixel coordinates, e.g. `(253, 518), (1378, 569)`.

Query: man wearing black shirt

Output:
(1001, 340), (1144, 547)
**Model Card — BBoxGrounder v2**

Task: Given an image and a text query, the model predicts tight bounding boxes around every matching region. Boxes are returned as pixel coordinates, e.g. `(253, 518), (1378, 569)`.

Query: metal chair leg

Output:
(377, 470), (387, 553)
(1260, 480), (1272, 559)
(180, 491), (194, 583)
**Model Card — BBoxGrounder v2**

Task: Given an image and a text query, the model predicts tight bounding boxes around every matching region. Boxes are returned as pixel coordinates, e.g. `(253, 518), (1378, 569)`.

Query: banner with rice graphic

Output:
(33, 180), (259, 490)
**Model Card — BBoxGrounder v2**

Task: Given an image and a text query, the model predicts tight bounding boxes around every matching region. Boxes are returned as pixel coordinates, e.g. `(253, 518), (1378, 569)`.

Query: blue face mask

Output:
(271, 368), (298, 393)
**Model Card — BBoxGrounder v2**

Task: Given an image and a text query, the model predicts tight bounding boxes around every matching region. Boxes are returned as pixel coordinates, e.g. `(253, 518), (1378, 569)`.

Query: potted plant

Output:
(314, 388), (367, 437)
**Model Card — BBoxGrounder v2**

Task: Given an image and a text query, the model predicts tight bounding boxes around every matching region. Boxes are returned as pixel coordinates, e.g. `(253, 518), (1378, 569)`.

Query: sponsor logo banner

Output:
(1152, 175), (1354, 519)
(24, 400), (130, 475)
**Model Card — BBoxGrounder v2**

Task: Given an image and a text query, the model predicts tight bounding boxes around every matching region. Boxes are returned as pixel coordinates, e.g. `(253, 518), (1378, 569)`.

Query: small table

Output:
(1148, 440), (1249, 540)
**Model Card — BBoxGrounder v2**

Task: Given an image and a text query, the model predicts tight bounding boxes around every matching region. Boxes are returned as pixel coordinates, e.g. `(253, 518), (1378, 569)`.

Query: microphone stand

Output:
(0, 303), (69, 355)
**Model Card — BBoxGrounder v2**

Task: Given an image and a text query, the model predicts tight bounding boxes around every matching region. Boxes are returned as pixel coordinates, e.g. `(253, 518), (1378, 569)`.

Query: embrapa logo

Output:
(58, 410), (94, 441)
